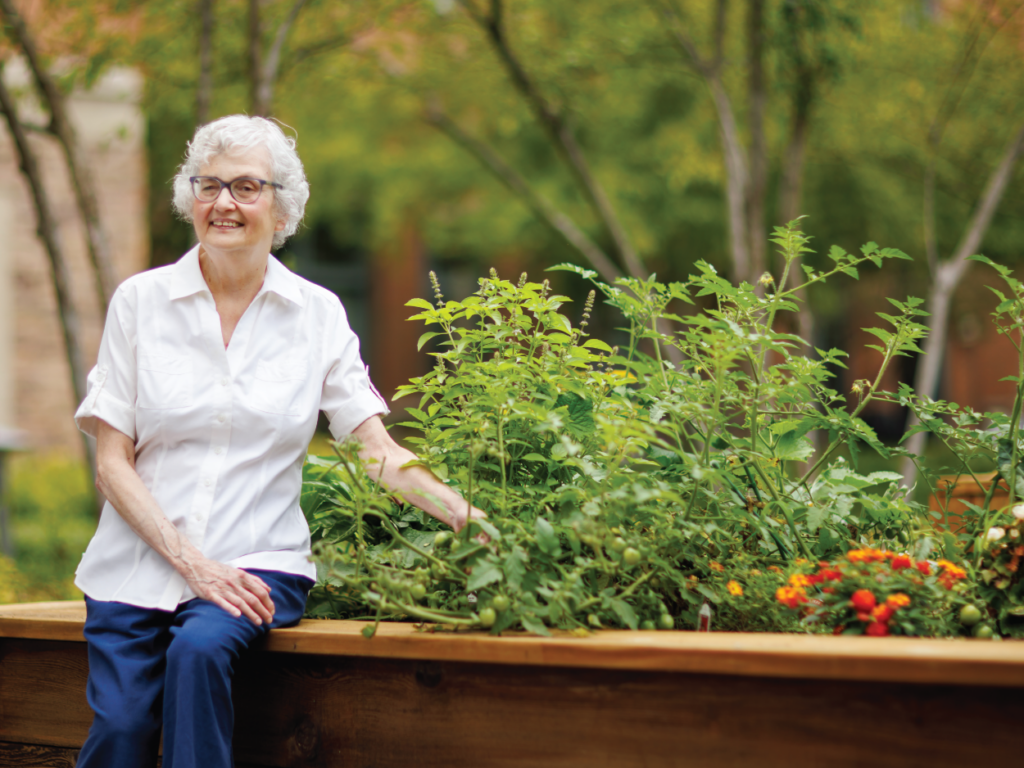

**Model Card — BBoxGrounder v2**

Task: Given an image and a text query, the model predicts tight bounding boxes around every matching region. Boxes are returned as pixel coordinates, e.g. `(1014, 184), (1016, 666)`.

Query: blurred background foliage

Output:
(4, 0), (1024, 600)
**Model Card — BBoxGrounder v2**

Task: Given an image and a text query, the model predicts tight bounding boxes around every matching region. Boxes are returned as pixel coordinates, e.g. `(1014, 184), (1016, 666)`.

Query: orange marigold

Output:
(776, 586), (807, 609)
(709, 561), (725, 573)
(850, 589), (877, 612)
(846, 548), (888, 564)
(935, 559), (967, 589)
(915, 561), (932, 576)
(886, 593), (911, 610)
(727, 580), (743, 597)
(788, 573), (812, 589)
(871, 604), (895, 624)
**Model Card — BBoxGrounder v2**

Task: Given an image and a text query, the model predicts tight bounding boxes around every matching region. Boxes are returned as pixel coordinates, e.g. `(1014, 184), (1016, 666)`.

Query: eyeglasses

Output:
(189, 176), (283, 204)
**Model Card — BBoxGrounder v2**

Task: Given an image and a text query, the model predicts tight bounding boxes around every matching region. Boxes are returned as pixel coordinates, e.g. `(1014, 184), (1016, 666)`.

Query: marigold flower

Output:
(915, 561), (932, 576)
(886, 593), (911, 610)
(788, 573), (812, 589)
(768, 565), (782, 573)
(709, 561), (725, 573)
(727, 580), (743, 597)
(936, 559), (967, 589)
(776, 586), (807, 609)
(871, 604), (894, 624)
(850, 589), (877, 612)
(865, 620), (890, 637)
(890, 555), (913, 571)
(847, 548), (888, 564)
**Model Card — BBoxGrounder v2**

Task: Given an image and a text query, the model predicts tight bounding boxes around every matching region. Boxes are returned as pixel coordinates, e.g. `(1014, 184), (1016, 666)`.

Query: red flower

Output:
(850, 589), (877, 612)
(915, 561), (932, 576)
(871, 604), (894, 624)
(856, 611), (873, 622)
(865, 621), (890, 637)
(890, 555), (913, 571)
(822, 587), (836, 594)
(833, 624), (845, 635)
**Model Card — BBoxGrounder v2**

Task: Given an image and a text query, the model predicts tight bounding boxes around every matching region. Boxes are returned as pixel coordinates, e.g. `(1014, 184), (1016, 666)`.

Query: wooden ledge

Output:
(4, 600), (1024, 687)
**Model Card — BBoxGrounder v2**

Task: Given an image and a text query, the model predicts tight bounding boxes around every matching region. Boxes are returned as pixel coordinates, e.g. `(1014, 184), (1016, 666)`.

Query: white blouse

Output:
(74, 247), (388, 610)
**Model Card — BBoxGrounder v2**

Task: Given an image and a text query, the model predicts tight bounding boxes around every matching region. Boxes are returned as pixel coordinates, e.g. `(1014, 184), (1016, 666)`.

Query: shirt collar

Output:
(168, 247), (304, 307)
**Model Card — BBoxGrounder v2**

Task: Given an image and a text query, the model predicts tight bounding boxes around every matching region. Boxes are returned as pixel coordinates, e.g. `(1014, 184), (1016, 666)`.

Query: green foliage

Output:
(305, 222), (947, 634)
(3, 454), (94, 601)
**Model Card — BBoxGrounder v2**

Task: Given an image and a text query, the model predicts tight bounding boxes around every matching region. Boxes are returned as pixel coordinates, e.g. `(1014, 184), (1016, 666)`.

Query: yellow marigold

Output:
(709, 561), (725, 573)
(846, 548), (888, 564)
(936, 559), (966, 579)
(886, 593), (911, 610)
(788, 573), (812, 589)
(794, 558), (809, 565)
(727, 580), (743, 597)
(750, 569), (762, 576)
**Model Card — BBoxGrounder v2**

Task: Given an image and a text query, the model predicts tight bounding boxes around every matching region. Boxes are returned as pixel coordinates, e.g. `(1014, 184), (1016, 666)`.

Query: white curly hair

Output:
(172, 115), (310, 250)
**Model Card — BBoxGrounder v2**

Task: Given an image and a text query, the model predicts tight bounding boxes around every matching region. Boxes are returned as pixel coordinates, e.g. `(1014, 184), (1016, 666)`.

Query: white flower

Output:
(987, 527), (1006, 542)
(1013, 505), (1024, 520)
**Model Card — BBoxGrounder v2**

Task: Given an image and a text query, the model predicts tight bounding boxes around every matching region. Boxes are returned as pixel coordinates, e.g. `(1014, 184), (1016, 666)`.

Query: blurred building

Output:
(0, 61), (148, 457)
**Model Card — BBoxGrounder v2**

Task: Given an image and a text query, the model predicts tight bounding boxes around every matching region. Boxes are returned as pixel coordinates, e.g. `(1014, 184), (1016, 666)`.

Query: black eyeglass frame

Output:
(189, 176), (284, 204)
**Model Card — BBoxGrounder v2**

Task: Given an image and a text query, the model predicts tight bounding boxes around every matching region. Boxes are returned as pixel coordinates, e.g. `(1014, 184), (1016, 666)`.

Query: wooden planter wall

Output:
(2, 601), (1024, 767)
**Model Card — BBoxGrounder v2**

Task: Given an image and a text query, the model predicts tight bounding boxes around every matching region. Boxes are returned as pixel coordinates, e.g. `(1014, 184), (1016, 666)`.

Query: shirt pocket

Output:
(137, 354), (194, 410)
(250, 356), (307, 416)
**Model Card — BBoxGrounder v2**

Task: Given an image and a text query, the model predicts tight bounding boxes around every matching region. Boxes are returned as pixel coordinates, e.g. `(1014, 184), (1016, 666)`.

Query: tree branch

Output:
(0, 64), (94, 473)
(656, 0), (751, 283)
(425, 104), (623, 285)
(197, 0), (215, 125)
(257, 0), (307, 116)
(902, 119), (1024, 486)
(457, 0), (647, 280)
(0, 0), (118, 313)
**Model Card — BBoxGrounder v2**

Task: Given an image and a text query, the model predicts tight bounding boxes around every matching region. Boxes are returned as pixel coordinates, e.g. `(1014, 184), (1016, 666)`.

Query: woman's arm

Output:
(350, 416), (486, 532)
(94, 419), (276, 625)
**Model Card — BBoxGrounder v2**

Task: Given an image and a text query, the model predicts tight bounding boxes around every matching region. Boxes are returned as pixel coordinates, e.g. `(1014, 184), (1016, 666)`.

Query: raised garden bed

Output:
(2, 601), (1024, 767)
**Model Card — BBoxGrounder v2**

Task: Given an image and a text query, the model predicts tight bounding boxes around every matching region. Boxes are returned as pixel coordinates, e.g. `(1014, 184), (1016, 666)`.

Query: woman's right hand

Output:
(184, 558), (276, 625)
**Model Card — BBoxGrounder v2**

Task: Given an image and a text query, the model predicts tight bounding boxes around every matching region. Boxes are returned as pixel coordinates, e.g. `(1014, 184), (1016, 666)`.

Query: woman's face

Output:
(192, 149), (285, 259)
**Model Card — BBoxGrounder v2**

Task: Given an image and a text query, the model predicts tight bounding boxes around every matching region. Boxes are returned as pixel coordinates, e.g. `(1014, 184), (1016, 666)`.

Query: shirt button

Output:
(203, 478), (212, 487)
(217, 413), (227, 423)
(214, 446), (224, 455)
(220, 377), (230, 386)
(194, 513), (203, 522)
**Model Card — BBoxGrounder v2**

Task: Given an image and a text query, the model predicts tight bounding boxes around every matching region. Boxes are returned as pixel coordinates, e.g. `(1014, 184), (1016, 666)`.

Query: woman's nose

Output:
(212, 186), (237, 209)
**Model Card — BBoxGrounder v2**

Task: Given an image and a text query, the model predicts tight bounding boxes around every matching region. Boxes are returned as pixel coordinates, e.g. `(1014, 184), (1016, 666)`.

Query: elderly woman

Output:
(72, 115), (483, 768)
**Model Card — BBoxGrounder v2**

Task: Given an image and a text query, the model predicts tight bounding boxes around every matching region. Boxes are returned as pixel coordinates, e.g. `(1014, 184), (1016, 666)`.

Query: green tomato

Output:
(450, 538), (462, 552)
(410, 583), (427, 601)
(973, 623), (994, 639)
(587, 613), (602, 628)
(622, 547), (642, 566)
(491, 594), (510, 612)
(433, 532), (450, 547)
(658, 614), (675, 630)
(640, 620), (657, 631)
(611, 537), (628, 553)
(959, 604), (982, 627)
(478, 607), (497, 628)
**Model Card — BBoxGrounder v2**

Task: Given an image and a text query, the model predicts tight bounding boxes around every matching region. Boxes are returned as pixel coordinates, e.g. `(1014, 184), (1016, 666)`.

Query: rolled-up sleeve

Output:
(320, 300), (388, 439)
(75, 286), (137, 441)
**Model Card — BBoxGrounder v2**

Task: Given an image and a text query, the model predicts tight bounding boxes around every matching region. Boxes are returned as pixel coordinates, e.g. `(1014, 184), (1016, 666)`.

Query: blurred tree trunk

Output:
(197, 0), (215, 125)
(0, 0), (118, 315)
(901, 121), (1024, 488)
(249, 0), (308, 117)
(746, 0), (767, 286)
(0, 66), (96, 484)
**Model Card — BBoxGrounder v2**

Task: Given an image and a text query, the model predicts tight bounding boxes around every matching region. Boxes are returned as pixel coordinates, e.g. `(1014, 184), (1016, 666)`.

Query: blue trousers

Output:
(76, 569), (313, 768)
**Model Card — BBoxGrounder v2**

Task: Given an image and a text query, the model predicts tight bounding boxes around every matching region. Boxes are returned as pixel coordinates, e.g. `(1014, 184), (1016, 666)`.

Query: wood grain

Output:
(0, 742), (78, 767)
(4, 634), (1024, 767)
(6, 601), (1024, 687)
